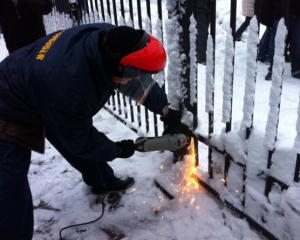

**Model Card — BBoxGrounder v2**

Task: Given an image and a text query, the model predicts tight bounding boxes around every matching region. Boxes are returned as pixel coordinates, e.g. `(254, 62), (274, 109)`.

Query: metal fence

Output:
(46, 0), (300, 239)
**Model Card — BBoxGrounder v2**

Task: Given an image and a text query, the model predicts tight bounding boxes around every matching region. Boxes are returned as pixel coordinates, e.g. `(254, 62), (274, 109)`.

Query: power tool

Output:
(135, 133), (190, 152)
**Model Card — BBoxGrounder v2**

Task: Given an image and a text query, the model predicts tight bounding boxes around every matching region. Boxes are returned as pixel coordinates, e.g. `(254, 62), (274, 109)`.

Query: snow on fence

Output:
(45, 0), (300, 239)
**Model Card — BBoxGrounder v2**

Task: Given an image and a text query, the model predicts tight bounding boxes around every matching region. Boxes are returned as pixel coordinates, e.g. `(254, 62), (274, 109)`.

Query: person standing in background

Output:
(196, 0), (211, 65)
(235, 0), (255, 41)
(263, 0), (282, 80)
(0, 0), (52, 54)
(282, 0), (300, 79)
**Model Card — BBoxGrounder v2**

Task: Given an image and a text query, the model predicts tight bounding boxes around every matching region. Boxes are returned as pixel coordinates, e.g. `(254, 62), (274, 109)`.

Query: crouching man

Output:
(0, 23), (182, 239)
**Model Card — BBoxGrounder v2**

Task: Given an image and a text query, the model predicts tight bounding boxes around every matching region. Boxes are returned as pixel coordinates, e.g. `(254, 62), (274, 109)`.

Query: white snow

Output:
(205, 35), (214, 113)
(1, 0), (300, 239)
(222, 28), (234, 124)
(241, 16), (259, 128)
(264, 19), (287, 151)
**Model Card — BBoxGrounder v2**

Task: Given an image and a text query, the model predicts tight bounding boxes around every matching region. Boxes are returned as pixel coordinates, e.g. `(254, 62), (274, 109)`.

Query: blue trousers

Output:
(235, 16), (252, 39)
(0, 137), (33, 240)
(0, 128), (115, 239)
(258, 27), (272, 61)
(286, 18), (300, 77)
(268, 19), (280, 74)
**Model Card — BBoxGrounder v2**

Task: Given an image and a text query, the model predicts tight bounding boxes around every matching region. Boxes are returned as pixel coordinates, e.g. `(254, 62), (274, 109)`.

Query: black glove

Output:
(115, 140), (135, 158)
(160, 107), (182, 129)
(162, 122), (191, 136)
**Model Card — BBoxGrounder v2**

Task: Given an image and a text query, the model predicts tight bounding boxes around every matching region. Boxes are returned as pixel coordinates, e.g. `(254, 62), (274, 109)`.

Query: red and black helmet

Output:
(101, 27), (167, 105)
(118, 32), (167, 77)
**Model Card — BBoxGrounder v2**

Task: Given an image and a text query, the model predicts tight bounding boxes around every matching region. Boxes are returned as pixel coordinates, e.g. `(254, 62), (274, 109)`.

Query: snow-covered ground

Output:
(1, 0), (300, 239)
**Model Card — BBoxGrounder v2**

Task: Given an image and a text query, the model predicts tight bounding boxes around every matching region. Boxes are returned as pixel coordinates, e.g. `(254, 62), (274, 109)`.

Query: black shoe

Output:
(92, 177), (135, 194)
(257, 56), (266, 63)
(265, 60), (271, 65)
(235, 37), (242, 42)
(292, 73), (300, 79)
(265, 72), (272, 81)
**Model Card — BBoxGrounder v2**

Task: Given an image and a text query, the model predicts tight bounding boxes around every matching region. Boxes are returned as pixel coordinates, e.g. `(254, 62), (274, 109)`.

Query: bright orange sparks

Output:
(182, 137), (199, 191)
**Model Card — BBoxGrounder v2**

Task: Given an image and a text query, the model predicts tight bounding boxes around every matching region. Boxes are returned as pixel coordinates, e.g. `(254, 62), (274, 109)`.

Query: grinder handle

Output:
(135, 134), (188, 152)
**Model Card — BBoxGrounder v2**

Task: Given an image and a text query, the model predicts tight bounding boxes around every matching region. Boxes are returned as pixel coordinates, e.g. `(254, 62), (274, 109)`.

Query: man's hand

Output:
(160, 107), (182, 129)
(115, 140), (135, 158)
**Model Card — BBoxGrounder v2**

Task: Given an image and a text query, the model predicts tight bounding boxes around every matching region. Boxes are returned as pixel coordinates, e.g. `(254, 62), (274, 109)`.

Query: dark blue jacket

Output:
(0, 23), (168, 161)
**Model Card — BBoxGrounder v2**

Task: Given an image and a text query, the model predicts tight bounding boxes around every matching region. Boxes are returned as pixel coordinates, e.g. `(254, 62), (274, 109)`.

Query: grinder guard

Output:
(163, 123), (193, 162)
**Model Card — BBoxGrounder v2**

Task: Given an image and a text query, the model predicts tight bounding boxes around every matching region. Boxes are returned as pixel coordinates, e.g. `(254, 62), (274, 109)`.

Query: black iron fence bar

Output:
(128, 0), (133, 20)
(125, 0), (135, 125)
(178, 0), (192, 113)
(264, 21), (287, 171)
(118, 0), (129, 119)
(207, 0), (216, 178)
(240, 17), (259, 207)
(266, 51), (285, 169)
(123, 97), (128, 119)
(130, 101), (135, 123)
(146, 0), (151, 20)
(144, 0), (152, 133)
(223, 0), (237, 186)
(264, 176), (289, 197)
(105, 0), (111, 19)
(135, 0), (143, 128)
(116, 93), (122, 115)
(110, 0), (123, 118)
(294, 154), (300, 182)
(154, 0), (163, 136)
(267, 149), (275, 169)
(136, 0), (142, 29)
(120, 0), (124, 18)
(99, 0), (105, 20)
(112, 0), (118, 25)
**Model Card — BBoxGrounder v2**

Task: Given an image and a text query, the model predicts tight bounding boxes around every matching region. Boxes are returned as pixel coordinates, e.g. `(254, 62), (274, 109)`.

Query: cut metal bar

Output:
(264, 176), (289, 197)
(154, 180), (175, 200)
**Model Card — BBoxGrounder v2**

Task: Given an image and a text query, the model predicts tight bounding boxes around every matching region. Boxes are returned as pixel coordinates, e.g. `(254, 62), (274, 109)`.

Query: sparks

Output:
(128, 188), (136, 194)
(181, 138), (199, 192)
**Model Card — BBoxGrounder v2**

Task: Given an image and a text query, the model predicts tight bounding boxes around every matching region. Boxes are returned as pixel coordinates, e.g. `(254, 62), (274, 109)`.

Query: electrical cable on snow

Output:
(59, 162), (107, 240)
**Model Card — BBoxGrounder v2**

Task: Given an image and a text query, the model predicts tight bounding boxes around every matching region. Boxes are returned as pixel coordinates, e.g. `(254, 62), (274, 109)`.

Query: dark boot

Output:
(265, 72), (272, 81)
(257, 55), (266, 63)
(92, 177), (134, 194)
